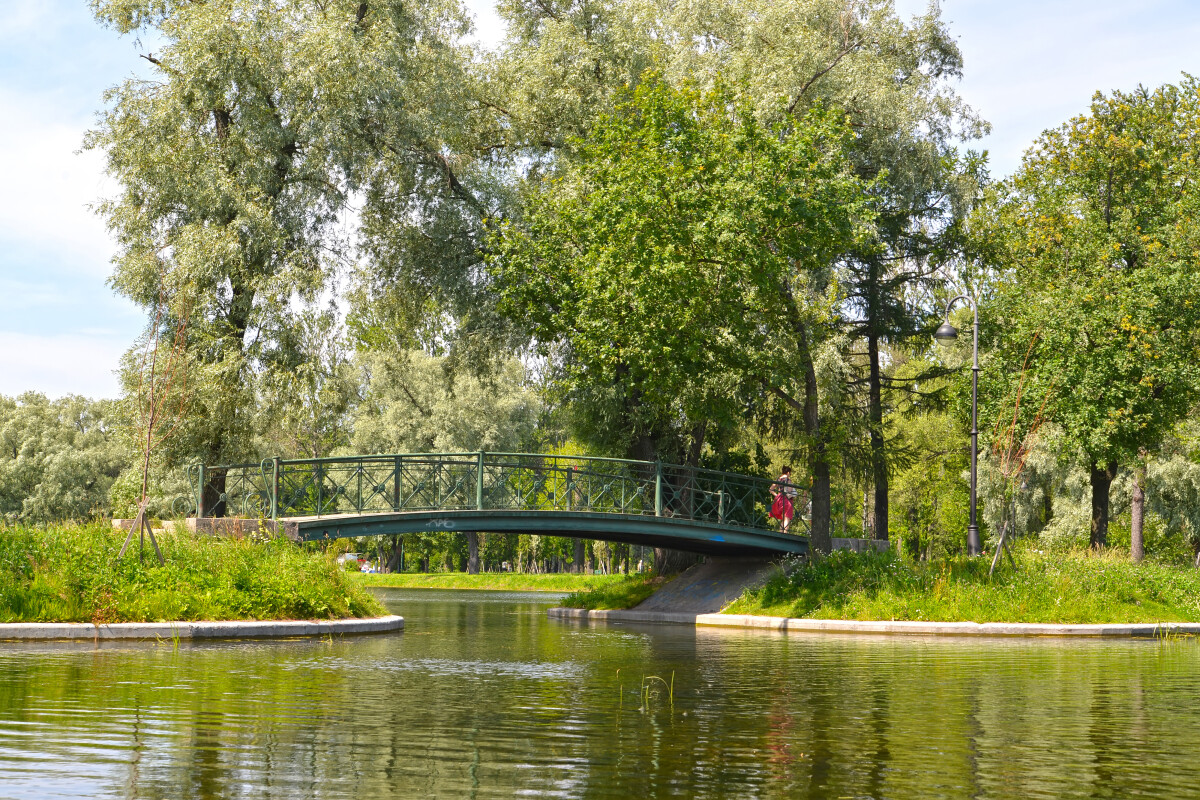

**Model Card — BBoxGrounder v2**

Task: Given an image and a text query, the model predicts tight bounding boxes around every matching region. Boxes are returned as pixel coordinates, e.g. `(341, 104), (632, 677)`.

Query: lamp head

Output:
(934, 321), (959, 340)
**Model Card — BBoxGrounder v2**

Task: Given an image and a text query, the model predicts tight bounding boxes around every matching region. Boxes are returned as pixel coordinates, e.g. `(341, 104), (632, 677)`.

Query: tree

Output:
(350, 351), (540, 455)
(490, 77), (872, 555)
(488, 0), (987, 547)
(657, 0), (989, 541)
(980, 79), (1200, 548)
(87, 0), (477, 510)
(258, 308), (357, 460)
(0, 394), (124, 522)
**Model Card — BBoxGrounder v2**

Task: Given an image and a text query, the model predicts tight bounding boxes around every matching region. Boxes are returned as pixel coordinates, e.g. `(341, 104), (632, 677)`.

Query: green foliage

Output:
(258, 308), (357, 459)
(562, 574), (662, 610)
(0, 394), (124, 522)
(728, 545), (1200, 623)
(491, 75), (871, 453)
(886, 410), (970, 557)
(980, 79), (1200, 468)
(350, 350), (540, 454)
(0, 522), (384, 623)
(87, 0), (480, 469)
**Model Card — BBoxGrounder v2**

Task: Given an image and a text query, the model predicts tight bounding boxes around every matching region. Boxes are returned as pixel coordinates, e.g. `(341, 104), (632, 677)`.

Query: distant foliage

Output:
(0, 394), (124, 522)
(350, 350), (540, 454)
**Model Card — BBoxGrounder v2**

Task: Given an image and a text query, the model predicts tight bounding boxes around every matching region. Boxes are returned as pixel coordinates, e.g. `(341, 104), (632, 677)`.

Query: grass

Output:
(354, 571), (631, 592)
(0, 522), (385, 624)
(561, 574), (663, 610)
(725, 544), (1200, 624)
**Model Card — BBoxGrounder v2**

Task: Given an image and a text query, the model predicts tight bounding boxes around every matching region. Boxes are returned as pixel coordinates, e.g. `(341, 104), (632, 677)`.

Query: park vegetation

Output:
(720, 544), (1200, 624)
(0, 522), (383, 623)
(3, 0), (1200, 587)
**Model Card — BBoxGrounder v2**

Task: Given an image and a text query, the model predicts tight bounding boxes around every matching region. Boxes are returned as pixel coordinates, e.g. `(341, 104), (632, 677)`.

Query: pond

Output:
(1, 589), (1199, 798)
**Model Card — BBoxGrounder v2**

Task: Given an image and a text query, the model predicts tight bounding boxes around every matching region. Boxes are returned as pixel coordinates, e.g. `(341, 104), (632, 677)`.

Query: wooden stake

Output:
(118, 502), (165, 566)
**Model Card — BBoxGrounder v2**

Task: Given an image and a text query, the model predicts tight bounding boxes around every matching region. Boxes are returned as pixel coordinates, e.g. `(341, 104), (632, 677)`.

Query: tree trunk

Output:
(805, 361), (832, 555)
(867, 330), (888, 540)
(1131, 457), (1146, 563)
(1089, 459), (1119, 549)
(386, 536), (401, 573)
(466, 531), (480, 574)
(202, 469), (228, 518)
(573, 538), (586, 573)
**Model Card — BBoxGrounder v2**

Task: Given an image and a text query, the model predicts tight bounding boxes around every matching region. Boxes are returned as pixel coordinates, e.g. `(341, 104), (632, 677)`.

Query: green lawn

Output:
(353, 571), (632, 592)
(725, 545), (1200, 624)
(0, 522), (384, 623)
(559, 574), (663, 609)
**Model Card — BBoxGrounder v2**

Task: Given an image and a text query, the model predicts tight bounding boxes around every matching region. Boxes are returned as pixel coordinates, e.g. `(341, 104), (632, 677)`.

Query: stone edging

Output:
(547, 608), (1200, 638)
(0, 615), (404, 641)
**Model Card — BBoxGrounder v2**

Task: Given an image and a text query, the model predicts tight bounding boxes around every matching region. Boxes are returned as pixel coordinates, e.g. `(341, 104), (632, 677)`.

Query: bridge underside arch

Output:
(286, 510), (807, 558)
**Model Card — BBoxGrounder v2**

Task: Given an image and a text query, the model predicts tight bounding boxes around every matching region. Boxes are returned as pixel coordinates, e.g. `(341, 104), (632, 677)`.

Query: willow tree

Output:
(981, 79), (1200, 549)
(86, 0), (476, 510)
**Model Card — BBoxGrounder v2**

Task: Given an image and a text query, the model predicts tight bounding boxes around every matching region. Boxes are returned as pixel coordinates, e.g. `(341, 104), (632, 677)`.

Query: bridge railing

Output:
(190, 452), (809, 536)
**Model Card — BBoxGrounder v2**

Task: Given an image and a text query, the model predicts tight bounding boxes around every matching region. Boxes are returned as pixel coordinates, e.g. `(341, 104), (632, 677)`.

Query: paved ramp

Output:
(634, 557), (780, 613)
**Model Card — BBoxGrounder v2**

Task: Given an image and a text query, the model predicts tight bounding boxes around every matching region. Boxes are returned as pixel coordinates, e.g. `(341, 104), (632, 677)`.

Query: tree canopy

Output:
(980, 79), (1200, 547)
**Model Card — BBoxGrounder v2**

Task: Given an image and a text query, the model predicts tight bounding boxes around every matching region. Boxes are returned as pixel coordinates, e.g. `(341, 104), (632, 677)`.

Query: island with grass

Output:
(0, 522), (384, 625)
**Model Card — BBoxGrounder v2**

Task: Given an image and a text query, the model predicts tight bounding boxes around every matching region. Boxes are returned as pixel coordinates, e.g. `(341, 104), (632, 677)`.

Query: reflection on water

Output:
(1, 588), (1199, 799)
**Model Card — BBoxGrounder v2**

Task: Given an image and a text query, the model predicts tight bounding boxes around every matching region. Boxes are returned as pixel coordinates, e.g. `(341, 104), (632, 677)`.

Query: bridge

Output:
(186, 452), (808, 557)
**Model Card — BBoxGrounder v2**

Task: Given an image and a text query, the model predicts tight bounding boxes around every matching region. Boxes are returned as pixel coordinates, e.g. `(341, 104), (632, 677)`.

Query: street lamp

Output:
(934, 295), (982, 557)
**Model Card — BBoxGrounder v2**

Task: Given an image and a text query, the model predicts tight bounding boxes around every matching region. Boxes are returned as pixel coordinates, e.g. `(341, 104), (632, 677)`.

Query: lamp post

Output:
(934, 295), (982, 557)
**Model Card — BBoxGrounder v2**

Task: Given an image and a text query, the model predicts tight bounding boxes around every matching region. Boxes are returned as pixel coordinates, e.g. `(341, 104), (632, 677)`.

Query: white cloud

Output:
(0, 88), (114, 278)
(462, 0), (507, 49)
(0, 331), (126, 400)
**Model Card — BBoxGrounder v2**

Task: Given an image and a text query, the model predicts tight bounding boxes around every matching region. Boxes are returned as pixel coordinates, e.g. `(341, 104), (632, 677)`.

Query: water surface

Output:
(1, 588), (1199, 798)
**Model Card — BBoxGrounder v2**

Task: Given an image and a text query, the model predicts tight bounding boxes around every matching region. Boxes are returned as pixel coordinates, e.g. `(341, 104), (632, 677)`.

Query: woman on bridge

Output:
(770, 466), (798, 534)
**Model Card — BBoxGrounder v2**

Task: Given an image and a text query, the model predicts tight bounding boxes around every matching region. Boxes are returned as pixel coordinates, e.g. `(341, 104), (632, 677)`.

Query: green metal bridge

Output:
(187, 452), (808, 557)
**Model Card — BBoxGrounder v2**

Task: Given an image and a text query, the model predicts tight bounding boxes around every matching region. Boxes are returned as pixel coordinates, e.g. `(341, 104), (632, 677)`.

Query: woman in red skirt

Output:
(769, 466), (797, 534)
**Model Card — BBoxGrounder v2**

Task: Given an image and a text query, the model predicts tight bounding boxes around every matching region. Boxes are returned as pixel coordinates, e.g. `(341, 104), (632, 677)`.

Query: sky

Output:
(2, 0), (1199, 400)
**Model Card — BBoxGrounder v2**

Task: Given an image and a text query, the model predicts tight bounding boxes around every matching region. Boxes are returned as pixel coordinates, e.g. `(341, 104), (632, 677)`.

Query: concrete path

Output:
(548, 608), (1200, 638)
(0, 615), (404, 641)
(633, 557), (778, 613)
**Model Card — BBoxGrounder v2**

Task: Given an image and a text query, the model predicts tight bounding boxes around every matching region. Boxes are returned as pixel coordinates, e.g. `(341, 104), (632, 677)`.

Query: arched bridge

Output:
(188, 452), (808, 557)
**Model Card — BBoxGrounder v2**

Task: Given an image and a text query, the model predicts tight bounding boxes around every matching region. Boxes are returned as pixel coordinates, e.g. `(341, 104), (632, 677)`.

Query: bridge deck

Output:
(285, 510), (807, 557)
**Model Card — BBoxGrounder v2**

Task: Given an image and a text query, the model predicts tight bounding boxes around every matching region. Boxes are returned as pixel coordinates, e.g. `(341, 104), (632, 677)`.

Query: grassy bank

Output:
(725, 546), (1200, 624)
(0, 522), (384, 624)
(355, 572), (631, 592)
(560, 574), (663, 609)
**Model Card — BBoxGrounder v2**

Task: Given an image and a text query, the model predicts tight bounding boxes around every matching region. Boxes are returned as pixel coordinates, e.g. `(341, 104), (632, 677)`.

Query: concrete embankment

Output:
(0, 615), (404, 641)
(548, 608), (1200, 638)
